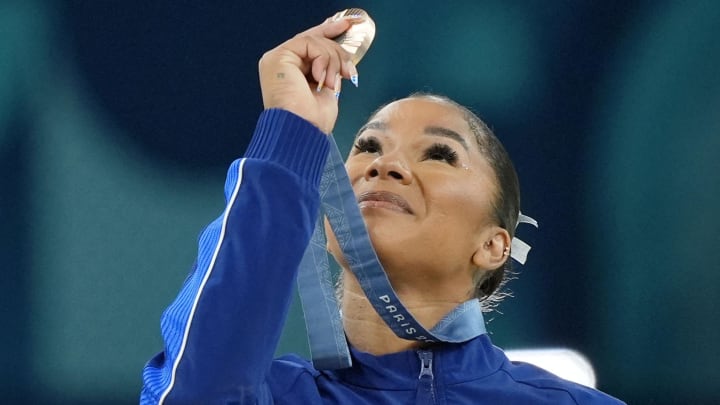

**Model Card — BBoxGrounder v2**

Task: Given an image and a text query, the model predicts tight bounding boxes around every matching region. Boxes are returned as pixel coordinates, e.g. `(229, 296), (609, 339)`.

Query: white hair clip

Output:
(510, 212), (538, 265)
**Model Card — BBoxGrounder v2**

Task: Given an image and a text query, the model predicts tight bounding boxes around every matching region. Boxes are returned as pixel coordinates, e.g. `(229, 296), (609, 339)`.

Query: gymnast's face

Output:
(338, 97), (502, 286)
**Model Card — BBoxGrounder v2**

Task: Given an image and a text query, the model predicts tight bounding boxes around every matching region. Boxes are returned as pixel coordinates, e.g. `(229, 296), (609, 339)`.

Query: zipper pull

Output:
(416, 350), (436, 404)
(418, 350), (434, 380)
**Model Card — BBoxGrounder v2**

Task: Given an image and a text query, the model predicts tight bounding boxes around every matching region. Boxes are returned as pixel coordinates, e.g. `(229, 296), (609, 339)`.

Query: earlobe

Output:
(472, 227), (511, 270)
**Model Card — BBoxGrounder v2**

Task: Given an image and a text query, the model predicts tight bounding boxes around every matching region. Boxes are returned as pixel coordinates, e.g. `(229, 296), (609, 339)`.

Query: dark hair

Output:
(366, 93), (521, 311)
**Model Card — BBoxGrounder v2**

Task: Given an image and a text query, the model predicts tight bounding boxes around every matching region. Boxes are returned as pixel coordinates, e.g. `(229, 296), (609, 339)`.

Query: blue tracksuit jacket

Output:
(141, 109), (625, 404)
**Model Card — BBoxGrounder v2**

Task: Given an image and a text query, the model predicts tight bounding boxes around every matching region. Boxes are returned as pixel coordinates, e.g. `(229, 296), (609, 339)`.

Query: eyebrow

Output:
(423, 126), (469, 150)
(355, 121), (386, 137)
(356, 121), (469, 151)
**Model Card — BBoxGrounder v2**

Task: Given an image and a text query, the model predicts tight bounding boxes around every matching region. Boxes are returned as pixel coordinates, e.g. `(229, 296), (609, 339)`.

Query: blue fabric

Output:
(141, 109), (624, 404)
(268, 335), (624, 404)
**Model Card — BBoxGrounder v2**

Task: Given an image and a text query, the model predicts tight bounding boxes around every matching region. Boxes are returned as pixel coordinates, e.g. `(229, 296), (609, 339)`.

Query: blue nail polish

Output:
(335, 91), (341, 99)
(350, 75), (359, 87)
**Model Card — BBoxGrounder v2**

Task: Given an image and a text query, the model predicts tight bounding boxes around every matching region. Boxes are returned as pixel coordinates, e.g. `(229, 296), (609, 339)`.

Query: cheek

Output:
(345, 158), (367, 183)
(427, 180), (492, 231)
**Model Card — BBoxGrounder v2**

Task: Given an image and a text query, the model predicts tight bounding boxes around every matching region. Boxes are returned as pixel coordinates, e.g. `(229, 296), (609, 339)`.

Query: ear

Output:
(472, 226), (512, 270)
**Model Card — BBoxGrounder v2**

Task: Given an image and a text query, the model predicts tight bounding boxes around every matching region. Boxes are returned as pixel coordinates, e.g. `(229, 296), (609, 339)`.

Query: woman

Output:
(141, 14), (624, 404)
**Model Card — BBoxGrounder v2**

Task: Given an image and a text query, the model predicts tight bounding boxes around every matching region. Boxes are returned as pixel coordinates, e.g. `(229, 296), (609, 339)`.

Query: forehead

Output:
(367, 98), (473, 141)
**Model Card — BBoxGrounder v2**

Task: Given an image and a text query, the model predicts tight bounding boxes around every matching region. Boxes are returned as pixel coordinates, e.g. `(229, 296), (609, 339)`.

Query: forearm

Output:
(141, 109), (329, 404)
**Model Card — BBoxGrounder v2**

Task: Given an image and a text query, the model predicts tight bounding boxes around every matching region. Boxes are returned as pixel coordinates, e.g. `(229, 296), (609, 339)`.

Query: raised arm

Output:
(140, 15), (359, 405)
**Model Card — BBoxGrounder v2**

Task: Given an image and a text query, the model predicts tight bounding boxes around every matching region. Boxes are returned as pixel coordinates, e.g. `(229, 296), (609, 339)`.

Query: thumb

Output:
(304, 13), (365, 39)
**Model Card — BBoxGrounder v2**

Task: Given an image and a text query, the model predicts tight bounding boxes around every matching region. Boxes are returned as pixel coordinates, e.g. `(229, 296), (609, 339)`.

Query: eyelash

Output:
(353, 137), (459, 165)
(423, 143), (458, 165)
(353, 137), (381, 154)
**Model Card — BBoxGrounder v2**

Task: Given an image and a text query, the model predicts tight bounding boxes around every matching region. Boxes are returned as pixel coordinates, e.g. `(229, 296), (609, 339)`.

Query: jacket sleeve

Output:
(140, 109), (331, 405)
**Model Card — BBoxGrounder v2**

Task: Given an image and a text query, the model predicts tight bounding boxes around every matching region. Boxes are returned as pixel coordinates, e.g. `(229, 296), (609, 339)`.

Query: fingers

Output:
(305, 13), (365, 39)
(259, 13), (362, 102)
(257, 13), (366, 133)
(281, 23), (359, 93)
(307, 39), (353, 92)
(313, 73), (342, 105)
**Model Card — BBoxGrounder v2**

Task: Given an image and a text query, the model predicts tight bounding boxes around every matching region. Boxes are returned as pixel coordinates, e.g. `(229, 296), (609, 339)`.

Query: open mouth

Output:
(357, 191), (413, 214)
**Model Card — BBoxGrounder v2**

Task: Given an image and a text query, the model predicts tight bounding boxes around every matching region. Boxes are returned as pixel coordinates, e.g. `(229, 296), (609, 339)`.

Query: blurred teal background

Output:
(1, 1), (718, 403)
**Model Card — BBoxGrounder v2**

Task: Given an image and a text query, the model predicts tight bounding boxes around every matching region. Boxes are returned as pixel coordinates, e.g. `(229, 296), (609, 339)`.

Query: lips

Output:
(357, 191), (413, 214)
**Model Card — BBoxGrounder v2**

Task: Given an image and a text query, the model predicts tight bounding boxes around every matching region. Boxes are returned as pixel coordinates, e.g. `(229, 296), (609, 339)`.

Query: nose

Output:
(363, 154), (412, 185)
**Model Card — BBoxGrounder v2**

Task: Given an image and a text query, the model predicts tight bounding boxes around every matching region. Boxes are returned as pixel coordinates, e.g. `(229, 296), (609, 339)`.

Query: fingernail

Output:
(348, 62), (359, 87)
(334, 73), (342, 99)
(316, 70), (327, 92)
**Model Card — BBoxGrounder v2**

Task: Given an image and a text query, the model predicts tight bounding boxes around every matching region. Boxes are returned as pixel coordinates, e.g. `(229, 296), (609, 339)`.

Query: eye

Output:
(353, 136), (382, 155)
(423, 143), (458, 165)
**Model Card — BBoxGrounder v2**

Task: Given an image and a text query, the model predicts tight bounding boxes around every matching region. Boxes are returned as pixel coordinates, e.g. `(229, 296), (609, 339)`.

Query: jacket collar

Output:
(326, 335), (507, 390)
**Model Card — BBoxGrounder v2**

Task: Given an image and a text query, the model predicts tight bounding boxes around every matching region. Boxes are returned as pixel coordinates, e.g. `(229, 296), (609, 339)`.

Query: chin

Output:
(327, 214), (412, 270)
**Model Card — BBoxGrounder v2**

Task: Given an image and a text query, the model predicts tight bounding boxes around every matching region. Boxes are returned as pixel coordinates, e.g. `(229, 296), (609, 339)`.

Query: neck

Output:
(341, 269), (466, 356)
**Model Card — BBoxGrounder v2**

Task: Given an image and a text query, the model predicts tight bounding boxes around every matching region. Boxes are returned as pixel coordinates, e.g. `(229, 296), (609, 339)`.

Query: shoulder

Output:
(498, 360), (626, 404)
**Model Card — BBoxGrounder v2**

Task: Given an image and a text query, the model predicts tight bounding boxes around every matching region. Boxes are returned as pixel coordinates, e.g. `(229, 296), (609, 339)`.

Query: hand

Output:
(258, 15), (361, 134)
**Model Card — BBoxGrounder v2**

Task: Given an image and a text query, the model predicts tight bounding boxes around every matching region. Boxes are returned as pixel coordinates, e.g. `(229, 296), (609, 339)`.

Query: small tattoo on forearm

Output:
(277, 72), (285, 79)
